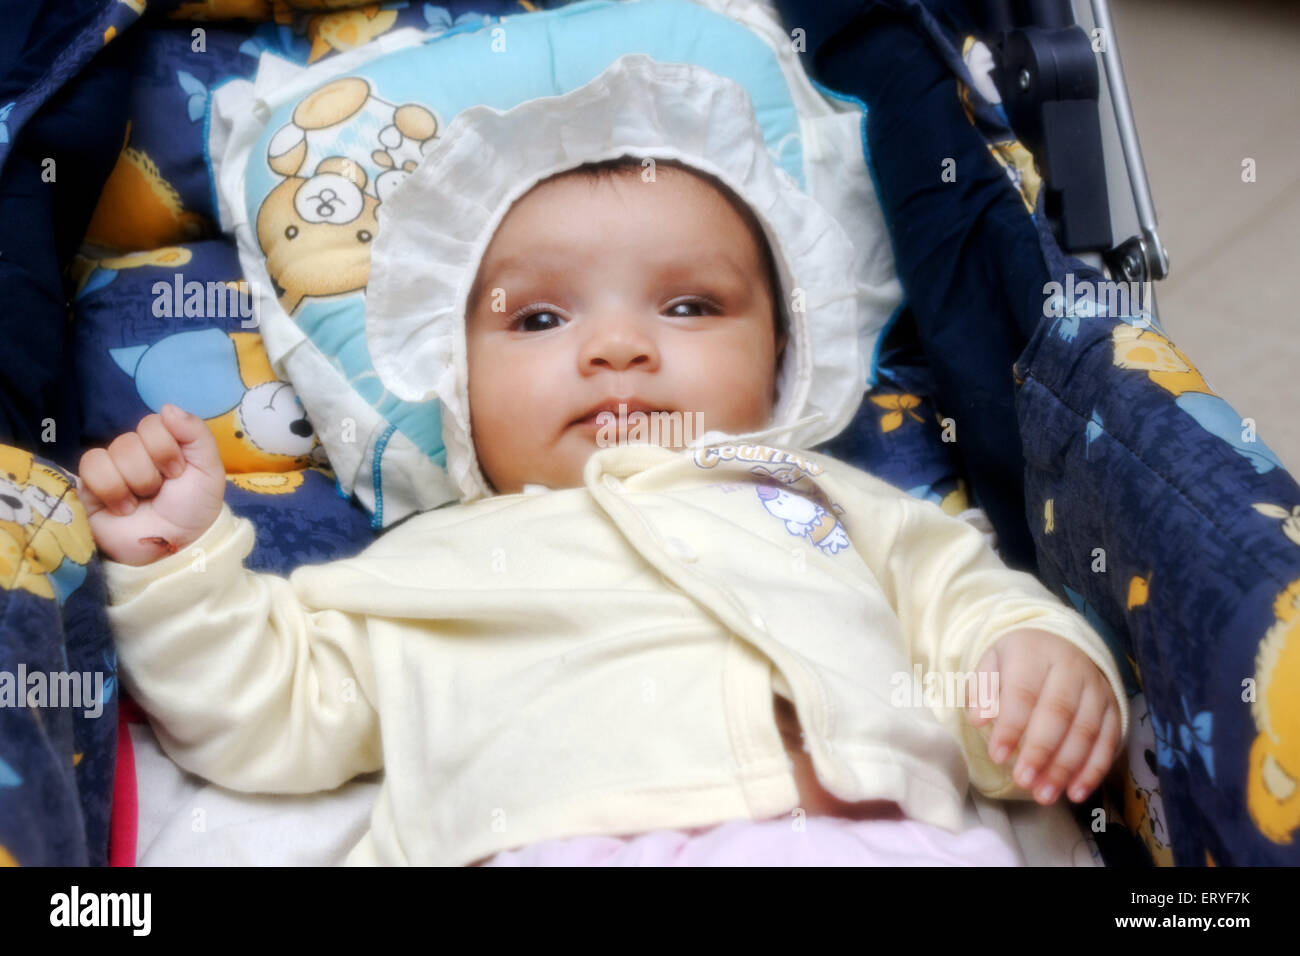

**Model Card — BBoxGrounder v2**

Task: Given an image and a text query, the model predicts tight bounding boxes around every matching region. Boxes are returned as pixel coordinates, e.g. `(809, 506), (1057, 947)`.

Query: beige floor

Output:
(1108, 0), (1300, 474)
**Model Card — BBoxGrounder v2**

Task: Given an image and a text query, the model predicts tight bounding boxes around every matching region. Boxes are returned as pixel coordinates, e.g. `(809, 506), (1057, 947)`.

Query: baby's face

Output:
(465, 164), (785, 494)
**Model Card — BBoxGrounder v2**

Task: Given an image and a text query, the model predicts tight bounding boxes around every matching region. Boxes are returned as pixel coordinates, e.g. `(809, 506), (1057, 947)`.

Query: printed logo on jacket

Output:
(692, 444), (850, 555)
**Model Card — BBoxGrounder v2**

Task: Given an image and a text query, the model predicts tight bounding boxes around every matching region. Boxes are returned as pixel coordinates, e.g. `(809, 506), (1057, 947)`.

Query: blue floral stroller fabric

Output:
(1, 0), (1297, 866)
(793, 0), (1300, 864)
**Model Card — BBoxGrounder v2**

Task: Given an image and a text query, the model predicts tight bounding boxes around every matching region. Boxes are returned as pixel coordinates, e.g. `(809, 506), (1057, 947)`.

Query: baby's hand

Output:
(967, 628), (1121, 805)
(77, 404), (226, 567)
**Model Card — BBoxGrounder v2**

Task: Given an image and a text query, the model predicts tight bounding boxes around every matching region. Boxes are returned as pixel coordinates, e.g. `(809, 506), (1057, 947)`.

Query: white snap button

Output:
(750, 612), (766, 632)
(665, 536), (697, 562)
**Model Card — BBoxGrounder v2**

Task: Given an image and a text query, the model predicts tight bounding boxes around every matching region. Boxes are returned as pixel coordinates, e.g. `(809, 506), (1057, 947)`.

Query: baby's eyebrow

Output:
(468, 258), (532, 310)
(477, 255), (560, 286)
(656, 254), (748, 286)
(469, 258), (550, 309)
(472, 251), (749, 303)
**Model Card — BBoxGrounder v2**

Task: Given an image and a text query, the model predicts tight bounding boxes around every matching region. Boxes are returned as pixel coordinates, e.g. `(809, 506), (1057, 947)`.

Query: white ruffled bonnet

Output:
(366, 53), (866, 502)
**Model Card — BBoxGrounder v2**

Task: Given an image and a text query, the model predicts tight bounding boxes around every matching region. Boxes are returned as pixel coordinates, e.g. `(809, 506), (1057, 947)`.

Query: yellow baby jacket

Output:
(103, 441), (1129, 866)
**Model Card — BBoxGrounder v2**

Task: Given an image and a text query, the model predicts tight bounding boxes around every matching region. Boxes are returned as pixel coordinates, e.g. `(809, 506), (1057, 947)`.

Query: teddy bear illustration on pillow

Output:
(256, 76), (439, 314)
(0, 447), (94, 604)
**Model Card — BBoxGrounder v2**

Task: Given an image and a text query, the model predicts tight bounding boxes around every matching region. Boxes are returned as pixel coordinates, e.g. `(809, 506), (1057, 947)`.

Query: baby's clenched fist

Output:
(78, 403), (226, 567)
(967, 628), (1122, 805)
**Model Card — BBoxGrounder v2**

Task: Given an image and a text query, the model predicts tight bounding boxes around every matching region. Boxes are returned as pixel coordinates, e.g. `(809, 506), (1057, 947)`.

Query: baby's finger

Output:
(78, 447), (135, 515)
(73, 471), (107, 518)
(1012, 668), (1083, 797)
(1066, 702), (1122, 803)
(107, 431), (164, 500)
(159, 403), (224, 478)
(1033, 683), (1108, 804)
(137, 412), (185, 479)
(985, 668), (1042, 766)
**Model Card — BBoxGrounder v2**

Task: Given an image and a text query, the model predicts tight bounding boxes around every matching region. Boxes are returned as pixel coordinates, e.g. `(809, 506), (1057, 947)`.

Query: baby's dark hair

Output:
(556, 155), (789, 351)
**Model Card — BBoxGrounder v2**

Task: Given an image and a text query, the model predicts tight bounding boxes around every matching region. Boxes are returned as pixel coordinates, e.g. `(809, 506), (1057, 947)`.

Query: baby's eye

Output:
(665, 298), (718, 318)
(512, 310), (565, 332)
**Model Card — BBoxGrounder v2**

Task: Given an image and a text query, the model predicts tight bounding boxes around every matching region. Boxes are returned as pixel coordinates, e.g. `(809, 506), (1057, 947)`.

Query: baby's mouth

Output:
(569, 400), (666, 429)
(568, 403), (699, 452)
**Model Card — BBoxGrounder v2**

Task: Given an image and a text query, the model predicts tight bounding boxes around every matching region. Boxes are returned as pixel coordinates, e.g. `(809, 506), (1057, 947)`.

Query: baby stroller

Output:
(0, 0), (1295, 867)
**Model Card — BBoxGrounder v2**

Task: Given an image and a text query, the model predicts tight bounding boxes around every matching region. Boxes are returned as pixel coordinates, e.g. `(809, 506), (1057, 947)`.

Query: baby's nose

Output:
(580, 319), (658, 372)
(586, 346), (653, 371)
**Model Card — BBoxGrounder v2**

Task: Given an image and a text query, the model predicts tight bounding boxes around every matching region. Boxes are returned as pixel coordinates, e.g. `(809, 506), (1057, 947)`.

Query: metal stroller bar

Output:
(979, 0), (1170, 311)
(1089, 0), (1170, 282)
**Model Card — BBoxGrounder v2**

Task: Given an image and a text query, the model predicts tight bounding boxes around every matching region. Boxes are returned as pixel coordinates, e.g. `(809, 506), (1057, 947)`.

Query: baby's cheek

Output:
(735, 374), (780, 429)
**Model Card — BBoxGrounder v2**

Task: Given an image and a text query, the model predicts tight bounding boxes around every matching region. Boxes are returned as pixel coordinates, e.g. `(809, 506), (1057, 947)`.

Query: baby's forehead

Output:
(491, 165), (763, 257)
(525, 162), (728, 213)
(464, 160), (779, 314)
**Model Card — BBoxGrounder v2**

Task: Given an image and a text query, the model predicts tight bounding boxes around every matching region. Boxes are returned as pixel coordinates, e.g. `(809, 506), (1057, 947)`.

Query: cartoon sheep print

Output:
(756, 484), (851, 555)
(257, 76), (439, 313)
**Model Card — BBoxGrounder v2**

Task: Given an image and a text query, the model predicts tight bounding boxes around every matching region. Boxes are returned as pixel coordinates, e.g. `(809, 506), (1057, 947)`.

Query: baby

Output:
(80, 156), (1126, 866)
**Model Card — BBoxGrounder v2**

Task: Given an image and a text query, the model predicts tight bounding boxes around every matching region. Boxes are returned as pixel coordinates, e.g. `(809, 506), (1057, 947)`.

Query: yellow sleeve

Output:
(813, 455), (1130, 798)
(103, 503), (383, 794)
